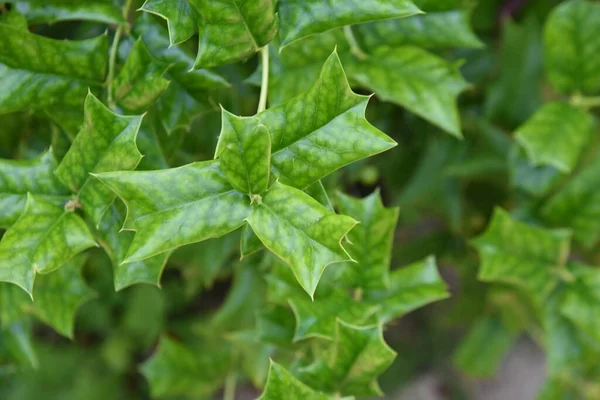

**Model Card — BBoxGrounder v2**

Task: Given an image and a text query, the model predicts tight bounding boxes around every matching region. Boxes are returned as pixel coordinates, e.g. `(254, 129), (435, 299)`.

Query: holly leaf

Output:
(141, 336), (232, 398)
(0, 22), (108, 113)
(356, 8), (482, 49)
(241, 223), (264, 258)
(278, 0), (421, 48)
(140, 0), (197, 45)
(542, 155), (600, 248)
(0, 321), (38, 368)
(95, 160), (251, 263)
(0, 195), (96, 296)
(515, 101), (594, 173)
(544, 0), (600, 95)
(96, 202), (170, 291)
(347, 46), (468, 137)
(13, 0), (124, 25)
(110, 38), (170, 113)
(247, 182), (357, 298)
(298, 320), (396, 397)
(336, 191), (399, 290)
(191, 0), (278, 68)
(54, 93), (144, 227)
(365, 256), (449, 323)
(0, 150), (69, 228)
(259, 51), (397, 189)
(289, 288), (380, 341)
(472, 207), (571, 304)
(560, 265), (600, 344)
(215, 110), (271, 196)
(258, 361), (350, 400)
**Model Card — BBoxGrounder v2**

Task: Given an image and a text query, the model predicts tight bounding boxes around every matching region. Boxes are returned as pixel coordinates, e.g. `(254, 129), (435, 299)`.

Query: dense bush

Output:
(1, 0), (600, 399)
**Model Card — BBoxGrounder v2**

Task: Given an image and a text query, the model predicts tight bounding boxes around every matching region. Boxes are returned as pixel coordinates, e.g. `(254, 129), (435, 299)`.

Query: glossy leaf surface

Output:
(140, 0), (197, 45)
(14, 0), (123, 25)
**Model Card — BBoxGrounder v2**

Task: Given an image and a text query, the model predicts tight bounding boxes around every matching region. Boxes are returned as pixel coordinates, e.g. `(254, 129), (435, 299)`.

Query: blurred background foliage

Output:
(2, 0), (599, 399)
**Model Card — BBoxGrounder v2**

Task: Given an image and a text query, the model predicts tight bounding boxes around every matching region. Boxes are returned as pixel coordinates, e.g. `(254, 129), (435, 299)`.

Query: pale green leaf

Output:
(278, 0), (421, 48)
(140, 0), (197, 45)
(0, 195), (96, 296)
(542, 155), (600, 248)
(215, 110), (271, 195)
(336, 191), (399, 290)
(111, 38), (170, 113)
(258, 361), (349, 400)
(356, 8), (482, 49)
(347, 46), (468, 137)
(515, 102), (594, 173)
(55, 93), (144, 227)
(259, 51), (397, 189)
(190, 0), (278, 68)
(560, 265), (600, 344)
(544, 0), (600, 94)
(365, 256), (449, 323)
(95, 161), (251, 263)
(13, 0), (124, 25)
(97, 202), (170, 291)
(0, 150), (69, 228)
(298, 320), (396, 397)
(0, 22), (108, 113)
(247, 182), (357, 298)
(472, 207), (571, 304)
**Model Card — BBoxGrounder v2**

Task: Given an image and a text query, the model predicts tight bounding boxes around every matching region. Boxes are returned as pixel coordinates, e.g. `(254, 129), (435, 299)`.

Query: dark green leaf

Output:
(13, 0), (123, 25)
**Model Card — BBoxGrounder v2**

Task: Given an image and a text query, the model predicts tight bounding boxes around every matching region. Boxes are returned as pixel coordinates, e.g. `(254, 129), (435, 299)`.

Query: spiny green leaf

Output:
(258, 361), (351, 400)
(95, 160), (251, 263)
(55, 93), (144, 227)
(347, 46), (468, 137)
(0, 150), (69, 228)
(542, 155), (600, 248)
(0, 22), (108, 113)
(110, 38), (170, 113)
(544, 0), (600, 95)
(336, 191), (399, 290)
(356, 8), (483, 50)
(141, 336), (232, 398)
(0, 195), (96, 296)
(190, 0), (278, 68)
(560, 265), (600, 344)
(515, 101), (594, 173)
(97, 202), (170, 291)
(472, 207), (571, 304)
(290, 288), (379, 341)
(140, 0), (197, 45)
(278, 0), (422, 48)
(13, 0), (124, 25)
(257, 306), (296, 346)
(365, 256), (449, 323)
(259, 51), (397, 189)
(215, 110), (271, 196)
(298, 320), (396, 397)
(247, 182), (357, 298)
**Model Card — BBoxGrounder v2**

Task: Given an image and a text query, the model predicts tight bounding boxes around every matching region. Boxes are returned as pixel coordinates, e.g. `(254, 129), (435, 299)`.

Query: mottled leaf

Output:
(190, 0), (278, 68)
(0, 150), (69, 228)
(0, 22), (108, 113)
(259, 51), (397, 189)
(215, 110), (271, 195)
(299, 321), (396, 397)
(336, 191), (399, 290)
(111, 38), (170, 113)
(278, 0), (421, 48)
(55, 93), (144, 227)
(95, 161), (251, 263)
(0, 195), (96, 296)
(247, 182), (357, 298)
(544, 0), (600, 94)
(472, 208), (571, 304)
(13, 0), (124, 25)
(347, 46), (468, 137)
(258, 361), (349, 400)
(515, 102), (594, 172)
(140, 0), (197, 45)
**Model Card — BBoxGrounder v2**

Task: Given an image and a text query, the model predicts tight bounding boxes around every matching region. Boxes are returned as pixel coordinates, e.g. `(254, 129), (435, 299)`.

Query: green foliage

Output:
(2, 1), (600, 399)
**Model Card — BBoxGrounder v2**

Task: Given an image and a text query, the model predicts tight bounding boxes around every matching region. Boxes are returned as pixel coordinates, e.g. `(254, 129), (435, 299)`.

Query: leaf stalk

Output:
(257, 45), (270, 113)
(343, 25), (367, 61)
(106, 0), (134, 109)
